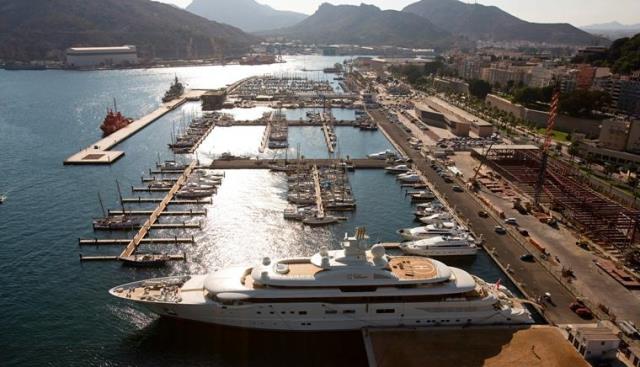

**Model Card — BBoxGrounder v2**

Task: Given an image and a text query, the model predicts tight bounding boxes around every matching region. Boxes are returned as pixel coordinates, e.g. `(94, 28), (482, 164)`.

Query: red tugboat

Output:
(100, 99), (133, 137)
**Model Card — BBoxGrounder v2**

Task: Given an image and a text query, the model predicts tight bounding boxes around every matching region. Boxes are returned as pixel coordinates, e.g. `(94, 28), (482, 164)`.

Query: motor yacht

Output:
(399, 234), (479, 257)
(367, 150), (397, 160)
(397, 223), (462, 241)
(110, 228), (533, 331)
(385, 164), (411, 174)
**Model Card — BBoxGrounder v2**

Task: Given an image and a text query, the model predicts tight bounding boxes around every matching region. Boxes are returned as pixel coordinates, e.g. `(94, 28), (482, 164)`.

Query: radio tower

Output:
(534, 85), (561, 207)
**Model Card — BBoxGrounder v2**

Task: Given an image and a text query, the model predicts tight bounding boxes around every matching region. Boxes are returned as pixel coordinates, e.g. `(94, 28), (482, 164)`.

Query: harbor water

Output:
(0, 56), (516, 366)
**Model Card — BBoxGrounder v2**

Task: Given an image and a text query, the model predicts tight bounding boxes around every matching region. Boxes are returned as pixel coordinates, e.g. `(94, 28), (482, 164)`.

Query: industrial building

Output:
(420, 96), (494, 138)
(65, 46), (138, 67)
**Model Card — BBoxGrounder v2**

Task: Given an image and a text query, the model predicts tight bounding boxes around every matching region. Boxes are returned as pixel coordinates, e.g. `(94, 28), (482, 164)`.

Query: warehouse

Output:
(65, 46), (138, 67)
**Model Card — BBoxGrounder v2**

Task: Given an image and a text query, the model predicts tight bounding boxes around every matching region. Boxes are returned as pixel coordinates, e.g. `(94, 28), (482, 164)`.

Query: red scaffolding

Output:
(486, 149), (640, 270)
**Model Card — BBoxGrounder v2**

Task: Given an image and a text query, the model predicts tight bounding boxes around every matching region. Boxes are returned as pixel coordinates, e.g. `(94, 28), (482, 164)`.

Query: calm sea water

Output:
(0, 56), (513, 366)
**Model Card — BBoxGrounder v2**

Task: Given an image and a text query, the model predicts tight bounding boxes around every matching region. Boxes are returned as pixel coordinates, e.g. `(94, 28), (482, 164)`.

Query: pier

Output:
(80, 160), (207, 263)
(210, 159), (387, 170)
(119, 161), (198, 259)
(322, 123), (336, 154)
(121, 197), (211, 205)
(312, 165), (325, 217)
(64, 90), (206, 165)
(108, 209), (206, 216)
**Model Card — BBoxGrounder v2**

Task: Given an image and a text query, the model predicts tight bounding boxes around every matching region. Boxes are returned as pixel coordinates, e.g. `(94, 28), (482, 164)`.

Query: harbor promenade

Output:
(64, 90), (206, 165)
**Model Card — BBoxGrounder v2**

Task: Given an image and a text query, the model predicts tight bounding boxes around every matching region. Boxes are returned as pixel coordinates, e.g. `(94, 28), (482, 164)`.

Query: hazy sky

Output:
(156, 0), (640, 26)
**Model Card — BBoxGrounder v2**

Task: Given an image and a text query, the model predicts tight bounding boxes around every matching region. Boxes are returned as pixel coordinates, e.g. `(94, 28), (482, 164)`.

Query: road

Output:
(371, 109), (585, 324)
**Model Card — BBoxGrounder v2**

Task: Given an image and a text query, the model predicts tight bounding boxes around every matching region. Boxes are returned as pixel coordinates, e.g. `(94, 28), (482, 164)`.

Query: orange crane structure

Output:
(533, 86), (561, 207)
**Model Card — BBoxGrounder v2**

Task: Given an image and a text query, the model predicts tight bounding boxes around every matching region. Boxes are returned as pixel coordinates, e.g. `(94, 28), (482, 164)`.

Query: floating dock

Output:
(210, 159), (387, 170)
(79, 237), (195, 246)
(64, 90), (206, 165)
(121, 197), (211, 205)
(119, 161), (198, 259)
(108, 209), (206, 216)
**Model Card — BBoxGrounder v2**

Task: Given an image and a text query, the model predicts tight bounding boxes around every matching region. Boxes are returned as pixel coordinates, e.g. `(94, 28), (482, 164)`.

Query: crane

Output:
(533, 85), (561, 207)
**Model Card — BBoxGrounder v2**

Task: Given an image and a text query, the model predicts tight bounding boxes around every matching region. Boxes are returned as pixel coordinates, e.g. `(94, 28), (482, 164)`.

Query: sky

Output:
(156, 0), (640, 27)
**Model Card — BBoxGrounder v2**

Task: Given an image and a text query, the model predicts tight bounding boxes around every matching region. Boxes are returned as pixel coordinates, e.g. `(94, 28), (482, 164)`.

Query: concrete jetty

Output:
(64, 90), (206, 165)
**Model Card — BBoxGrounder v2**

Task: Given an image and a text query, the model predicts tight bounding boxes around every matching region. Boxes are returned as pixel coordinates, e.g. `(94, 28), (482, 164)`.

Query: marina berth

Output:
(367, 149), (397, 160)
(110, 228), (533, 331)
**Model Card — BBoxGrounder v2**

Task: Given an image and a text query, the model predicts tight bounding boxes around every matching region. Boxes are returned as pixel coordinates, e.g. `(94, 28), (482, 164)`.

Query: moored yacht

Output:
(399, 233), (479, 257)
(397, 222), (462, 241)
(110, 228), (533, 331)
(367, 150), (397, 160)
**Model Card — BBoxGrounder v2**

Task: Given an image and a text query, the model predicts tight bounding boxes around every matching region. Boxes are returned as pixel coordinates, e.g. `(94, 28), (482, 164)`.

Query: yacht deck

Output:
(389, 257), (438, 280)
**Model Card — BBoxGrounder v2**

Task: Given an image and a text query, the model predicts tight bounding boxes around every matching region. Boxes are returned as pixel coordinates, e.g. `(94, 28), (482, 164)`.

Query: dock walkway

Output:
(64, 90), (206, 165)
(312, 165), (325, 217)
(210, 159), (387, 170)
(119, 161), (198, 258)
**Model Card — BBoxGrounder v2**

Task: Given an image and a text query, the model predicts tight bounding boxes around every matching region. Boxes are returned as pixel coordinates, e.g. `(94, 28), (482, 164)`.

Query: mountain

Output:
(581, 22), (640, 39)
(0, 0), (258, 62)
(269, 3), (451, 48)
(186, 0), (307, 33)
(403, 0), (607, 46)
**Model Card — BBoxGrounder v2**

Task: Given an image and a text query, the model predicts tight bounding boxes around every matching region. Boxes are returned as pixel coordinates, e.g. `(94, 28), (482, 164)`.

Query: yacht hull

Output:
(137, 300), (532, 331)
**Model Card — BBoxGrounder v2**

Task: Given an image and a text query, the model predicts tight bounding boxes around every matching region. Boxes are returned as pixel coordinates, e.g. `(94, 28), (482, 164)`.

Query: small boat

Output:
(302, 215), (341, 226)
(385, 164), (411, 174)
(0, 194), (6, 204)
(410, 191), (436, 202)
(120, 253), (170, 267)
(367, 150), (397, 160)
(157, 161), (188, 170)
(397, 172), (421, 183)
(418, 212), (453, 225)
(162, 76), (185, 103)
(93, 215), (141, 231)
(176, 188), (216, 199)
(148, 181), (175, 190)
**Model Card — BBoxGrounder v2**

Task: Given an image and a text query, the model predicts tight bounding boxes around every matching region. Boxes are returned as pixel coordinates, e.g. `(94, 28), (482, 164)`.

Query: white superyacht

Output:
(110, 228), (533, 331)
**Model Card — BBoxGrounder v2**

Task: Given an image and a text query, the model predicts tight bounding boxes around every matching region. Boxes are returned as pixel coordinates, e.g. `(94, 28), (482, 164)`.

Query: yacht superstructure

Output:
(110, 228), (532, 331)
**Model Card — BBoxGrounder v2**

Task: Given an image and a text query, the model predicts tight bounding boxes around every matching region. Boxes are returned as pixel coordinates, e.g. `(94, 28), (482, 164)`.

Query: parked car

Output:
(517, 227), (529, 236)
(505, 218), (518, 225)
(494, 226), (507, 234)
(452, 185), (463, 192)
(478, 211), (489, 218)
(520, 253), (535, 262)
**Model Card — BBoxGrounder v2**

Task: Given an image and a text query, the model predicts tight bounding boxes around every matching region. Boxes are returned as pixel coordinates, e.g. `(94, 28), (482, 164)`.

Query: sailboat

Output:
(92, 182), (141, 231)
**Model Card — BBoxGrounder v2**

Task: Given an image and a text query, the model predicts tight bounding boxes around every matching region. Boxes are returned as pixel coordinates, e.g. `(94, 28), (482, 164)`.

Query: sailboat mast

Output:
(97, 192), (106, 218)
(116, 180), (125, 214)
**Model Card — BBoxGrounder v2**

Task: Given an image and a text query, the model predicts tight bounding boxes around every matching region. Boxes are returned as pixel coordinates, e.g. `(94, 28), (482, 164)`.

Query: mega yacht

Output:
(399, 233), (479, 257)
(110, 228), (533, 331)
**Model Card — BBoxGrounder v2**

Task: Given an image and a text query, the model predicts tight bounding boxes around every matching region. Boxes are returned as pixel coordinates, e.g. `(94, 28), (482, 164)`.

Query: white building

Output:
(65, 46), (138, 67)
(568, 326), (620, 362)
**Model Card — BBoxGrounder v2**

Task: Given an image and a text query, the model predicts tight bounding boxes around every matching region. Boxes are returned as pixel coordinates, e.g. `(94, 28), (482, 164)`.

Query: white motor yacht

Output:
(397, 172), (421, 183)
(397, 223), (462, 241)
(419, 212), (454, 225)
(385, 164), (410, 174)
(399, 234), (479, 257)
(368, 150), (397, 160)
(109, 228), (533, 331)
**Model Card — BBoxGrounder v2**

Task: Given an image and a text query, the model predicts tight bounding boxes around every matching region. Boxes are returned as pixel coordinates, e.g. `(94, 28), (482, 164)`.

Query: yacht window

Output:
(340, 286), (377, 292)
(298, 311), (307, 315)
(375, 309), (395, 314)
(325, 310), (338, 314)
(343, 310), (356, 314)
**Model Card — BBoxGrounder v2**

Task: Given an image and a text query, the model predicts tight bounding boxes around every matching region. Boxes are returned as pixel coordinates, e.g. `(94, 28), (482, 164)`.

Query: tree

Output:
(559, 90), (612, 117)
(423, 60), (444, 76)
(469, 79), (492, 100)
(513, 87), (541, 106)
